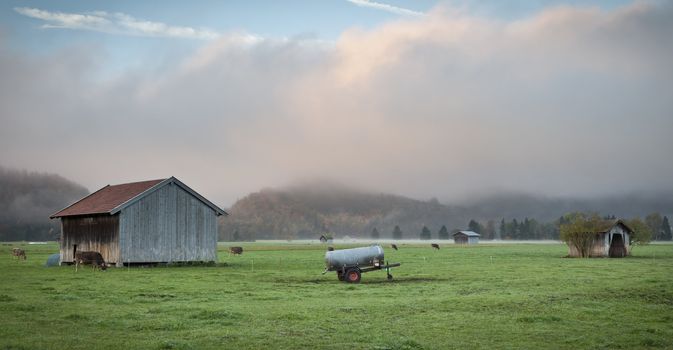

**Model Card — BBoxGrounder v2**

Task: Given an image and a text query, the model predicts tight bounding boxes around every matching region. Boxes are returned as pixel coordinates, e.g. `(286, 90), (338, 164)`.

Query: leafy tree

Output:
(468, 219), (482, 233)
(662, 216), (672, 241)
(560, 212), (603, 257)
(438, 225), (450, 240)
(626, 218), (652, 248)
(645, 213), (663, 240)
(392, 225), (403, 240)
(420, 226), (431, 240)
(371, 227), (380, 239)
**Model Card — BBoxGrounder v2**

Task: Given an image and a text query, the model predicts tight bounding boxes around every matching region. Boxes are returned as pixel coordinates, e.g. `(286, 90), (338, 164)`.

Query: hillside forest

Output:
(1, 165), (672, 242)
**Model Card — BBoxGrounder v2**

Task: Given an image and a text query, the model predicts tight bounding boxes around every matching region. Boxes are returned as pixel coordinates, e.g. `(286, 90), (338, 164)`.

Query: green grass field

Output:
(1, 242), (672, 350)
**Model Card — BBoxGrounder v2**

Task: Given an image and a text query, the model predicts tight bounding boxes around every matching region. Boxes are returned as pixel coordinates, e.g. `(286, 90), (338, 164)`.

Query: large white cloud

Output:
(1, 1), (672, 205)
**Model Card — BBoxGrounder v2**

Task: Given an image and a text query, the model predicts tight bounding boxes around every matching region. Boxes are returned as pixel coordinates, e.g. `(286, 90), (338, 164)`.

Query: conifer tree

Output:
(393, 225), (403, 239)
(420, 226), (431, 240)
(438, 225), (450, 240)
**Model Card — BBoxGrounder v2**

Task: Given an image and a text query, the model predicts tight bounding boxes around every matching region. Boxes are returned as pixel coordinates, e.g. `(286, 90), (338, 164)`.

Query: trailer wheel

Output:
(345, 268), (361, 283)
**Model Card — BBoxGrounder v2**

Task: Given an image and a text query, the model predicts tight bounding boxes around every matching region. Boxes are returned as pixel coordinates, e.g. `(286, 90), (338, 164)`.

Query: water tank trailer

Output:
(324, 245), (401, 283)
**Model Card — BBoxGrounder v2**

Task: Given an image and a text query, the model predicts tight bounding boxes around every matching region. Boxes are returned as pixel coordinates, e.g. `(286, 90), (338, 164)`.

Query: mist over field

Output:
(1, 1), (673, 206)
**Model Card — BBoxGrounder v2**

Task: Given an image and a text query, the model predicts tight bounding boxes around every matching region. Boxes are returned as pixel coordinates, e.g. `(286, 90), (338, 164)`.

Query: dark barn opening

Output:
(609, 234), (626, 258)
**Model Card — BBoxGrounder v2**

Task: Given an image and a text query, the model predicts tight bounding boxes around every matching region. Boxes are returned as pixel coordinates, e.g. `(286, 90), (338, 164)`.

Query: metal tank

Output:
(325, 245), (385, 271)
(323, 245), (400, 283)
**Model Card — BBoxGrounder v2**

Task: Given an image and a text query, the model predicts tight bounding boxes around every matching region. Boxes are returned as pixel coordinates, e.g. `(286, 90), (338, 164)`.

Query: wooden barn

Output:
(454, 231), (480, 245)
(567, 220), (633, 258)
(50, 177), (227, 266)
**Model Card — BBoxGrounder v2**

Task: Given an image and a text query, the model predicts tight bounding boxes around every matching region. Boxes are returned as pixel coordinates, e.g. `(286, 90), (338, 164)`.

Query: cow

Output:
(74, 251), (107, 271)
(431, 243), (440, 250)
(327, 246), (335, 251)
(391, 244), (398, 251)
(11, 248), (26, 260)
(229, 246), (243, 256)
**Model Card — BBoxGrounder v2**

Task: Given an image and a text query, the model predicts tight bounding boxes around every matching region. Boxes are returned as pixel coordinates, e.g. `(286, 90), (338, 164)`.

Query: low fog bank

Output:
(449, 191), (673, 223)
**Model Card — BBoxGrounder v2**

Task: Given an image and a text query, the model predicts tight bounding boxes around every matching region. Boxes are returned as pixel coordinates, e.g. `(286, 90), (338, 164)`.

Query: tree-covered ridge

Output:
(219, 186), (466, 241)
(219, 183), (673, 242)
(0, 166), (89, 241)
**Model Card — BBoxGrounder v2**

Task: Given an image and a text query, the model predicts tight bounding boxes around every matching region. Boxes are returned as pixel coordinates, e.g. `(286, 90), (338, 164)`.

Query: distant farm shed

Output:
(50, 177), (227, 266)
(454, 231), (480, 245)
(567, 220), (633, 258)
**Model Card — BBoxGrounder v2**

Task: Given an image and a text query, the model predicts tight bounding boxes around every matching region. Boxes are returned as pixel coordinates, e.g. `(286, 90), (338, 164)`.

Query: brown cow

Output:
(327, 246), (335, 251)
(391, 244), (398, 251)
(11, 248), (26, 260)
(431, 243), (440, 250)
(74, 251), (107, 271)
(229, 246), (243, 256)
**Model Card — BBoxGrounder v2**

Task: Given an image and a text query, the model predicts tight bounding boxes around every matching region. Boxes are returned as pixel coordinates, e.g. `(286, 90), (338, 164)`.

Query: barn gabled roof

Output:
(50, 177), (227, 218)
(454, 230), (480, 237)
(595, 219), (634, 234)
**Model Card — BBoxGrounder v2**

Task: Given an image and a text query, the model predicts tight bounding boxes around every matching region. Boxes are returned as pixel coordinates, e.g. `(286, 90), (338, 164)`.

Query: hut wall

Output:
(60, 215), (120, 264)
(455, 235), (468, 244)
(468, 237), (479, 244)
(118, 182), (217, 263)
(566, 234), (609, 257)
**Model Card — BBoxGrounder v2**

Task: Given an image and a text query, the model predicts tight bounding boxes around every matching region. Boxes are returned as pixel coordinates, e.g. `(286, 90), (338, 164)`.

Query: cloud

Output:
(2, 1), (673, 205)
(346, 0), (425, 17)
(14, 7), (218, 39)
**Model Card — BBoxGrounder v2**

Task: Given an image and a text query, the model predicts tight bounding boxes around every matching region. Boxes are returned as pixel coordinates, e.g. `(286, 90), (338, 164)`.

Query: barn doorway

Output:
(609, 234), (626, 258)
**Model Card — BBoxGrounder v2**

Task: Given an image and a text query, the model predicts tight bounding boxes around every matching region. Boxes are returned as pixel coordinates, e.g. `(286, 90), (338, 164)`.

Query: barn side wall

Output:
(118, 182), (217, 263)
(60, 215), (120, 264)
(567, 234), (605, 257)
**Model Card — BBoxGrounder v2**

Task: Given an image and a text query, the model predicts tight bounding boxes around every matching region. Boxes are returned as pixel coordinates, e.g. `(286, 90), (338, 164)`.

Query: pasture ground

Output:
(1, 242), (672, 349)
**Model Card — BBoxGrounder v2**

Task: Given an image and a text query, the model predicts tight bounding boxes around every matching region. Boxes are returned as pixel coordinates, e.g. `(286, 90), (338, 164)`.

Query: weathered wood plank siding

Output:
(119, 182), (217, 263)
(60, 215), (120, 264)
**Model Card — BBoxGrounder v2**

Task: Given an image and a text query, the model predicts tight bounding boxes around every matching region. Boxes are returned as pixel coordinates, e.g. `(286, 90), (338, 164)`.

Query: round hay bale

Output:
(45, 254), (60, 267)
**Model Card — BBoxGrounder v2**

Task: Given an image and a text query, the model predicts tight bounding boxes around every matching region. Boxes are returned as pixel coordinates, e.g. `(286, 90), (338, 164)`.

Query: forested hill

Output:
(219, 184), (468, 241)
(219, 183), (673, 241)
(0, 166), (89, 241)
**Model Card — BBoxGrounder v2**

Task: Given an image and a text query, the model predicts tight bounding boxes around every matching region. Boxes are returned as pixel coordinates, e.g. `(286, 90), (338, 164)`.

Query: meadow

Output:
(1, 242), (672, 350)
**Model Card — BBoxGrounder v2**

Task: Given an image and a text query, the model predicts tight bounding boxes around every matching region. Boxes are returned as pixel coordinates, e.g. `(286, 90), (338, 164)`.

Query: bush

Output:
(559, 213), (603, 257)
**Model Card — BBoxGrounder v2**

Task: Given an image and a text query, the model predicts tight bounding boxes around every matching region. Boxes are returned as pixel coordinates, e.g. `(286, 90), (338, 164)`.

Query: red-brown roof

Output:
(50, 179), (165, 218)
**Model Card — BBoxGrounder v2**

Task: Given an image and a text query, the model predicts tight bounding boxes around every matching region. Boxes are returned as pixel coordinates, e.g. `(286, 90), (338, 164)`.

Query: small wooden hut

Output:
(454, 231), (480, 245)
(50, 177), (227, 266)
(566, 220), (633, 258)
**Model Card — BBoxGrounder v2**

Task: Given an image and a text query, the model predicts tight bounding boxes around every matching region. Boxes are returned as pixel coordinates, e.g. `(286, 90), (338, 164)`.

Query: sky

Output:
(1, 0), (672, 206)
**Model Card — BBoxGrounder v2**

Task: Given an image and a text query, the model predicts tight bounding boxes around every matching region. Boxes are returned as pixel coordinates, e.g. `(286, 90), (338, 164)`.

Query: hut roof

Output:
(595, 219), (634, 234)
(454, 230), (480, 237)
(50, 177), (227, 218)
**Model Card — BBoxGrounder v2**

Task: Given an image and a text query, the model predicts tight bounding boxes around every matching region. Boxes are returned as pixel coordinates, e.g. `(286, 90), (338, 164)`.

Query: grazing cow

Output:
(74, 251), (107, 271)
(229, 246), (243, 256)
(431, 243), (440, 250)
(11, 248), (26, 260)
(327, 246), (334, 251)
(391, 244), (398, 251)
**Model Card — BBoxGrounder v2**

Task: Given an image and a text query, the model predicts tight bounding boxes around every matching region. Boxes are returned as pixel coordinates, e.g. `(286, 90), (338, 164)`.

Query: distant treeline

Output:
(0, 166), (88, 241)
(219, 184), (672, 242)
